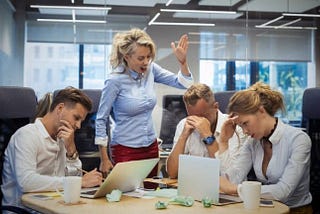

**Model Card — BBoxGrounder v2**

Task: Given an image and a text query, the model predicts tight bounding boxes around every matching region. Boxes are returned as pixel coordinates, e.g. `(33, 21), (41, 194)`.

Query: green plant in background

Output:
(278, 68), (305, 121)
(259, 63), (307, 125)
(259, 65), (269, 84)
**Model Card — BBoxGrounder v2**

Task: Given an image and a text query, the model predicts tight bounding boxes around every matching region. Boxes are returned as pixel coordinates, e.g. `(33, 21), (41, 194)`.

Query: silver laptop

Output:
(81, 158), (159, 198)
(177, 155), (241, 205)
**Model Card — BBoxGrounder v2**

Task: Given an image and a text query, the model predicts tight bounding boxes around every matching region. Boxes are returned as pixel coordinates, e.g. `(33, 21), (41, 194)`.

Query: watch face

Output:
(202, 136), (215, 145)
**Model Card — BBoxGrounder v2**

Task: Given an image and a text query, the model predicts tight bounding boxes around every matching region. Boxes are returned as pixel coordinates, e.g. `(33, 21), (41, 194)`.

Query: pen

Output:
(77, 167), (105, 181)
(77, 167), (89, 174)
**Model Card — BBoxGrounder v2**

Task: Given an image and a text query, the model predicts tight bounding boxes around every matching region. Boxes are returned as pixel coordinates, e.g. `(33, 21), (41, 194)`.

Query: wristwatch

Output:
(202, 135), (216, 145)
(66, 151), (79, 160)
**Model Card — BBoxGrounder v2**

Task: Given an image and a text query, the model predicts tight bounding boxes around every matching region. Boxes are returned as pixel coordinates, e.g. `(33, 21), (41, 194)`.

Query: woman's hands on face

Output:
(220, 114), (238, 143)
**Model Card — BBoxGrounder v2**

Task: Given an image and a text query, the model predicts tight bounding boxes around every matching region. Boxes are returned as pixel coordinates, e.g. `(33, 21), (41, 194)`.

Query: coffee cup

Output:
(237, 181), (261, 209)
(63, 176), (82, 204)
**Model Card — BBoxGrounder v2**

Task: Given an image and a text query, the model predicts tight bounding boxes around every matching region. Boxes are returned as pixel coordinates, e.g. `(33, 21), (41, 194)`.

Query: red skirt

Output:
(110, 139), (159, 189)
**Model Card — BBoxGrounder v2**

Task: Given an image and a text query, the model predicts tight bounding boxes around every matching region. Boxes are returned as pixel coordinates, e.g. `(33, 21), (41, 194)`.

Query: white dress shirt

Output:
(1, 118), (82, 208)
(172, 110), (246, 174)
(226, 119), (312, 208)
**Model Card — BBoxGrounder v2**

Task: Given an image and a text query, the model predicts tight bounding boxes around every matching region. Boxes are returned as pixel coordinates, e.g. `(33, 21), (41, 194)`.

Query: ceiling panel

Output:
(173, 12), (243, 19)
(84, 0), (190, 7)
(199, 0), (242, 7)
(238, 0), (320, 13)
(39, 8), (109, 16)
(15, 0), (320, 28)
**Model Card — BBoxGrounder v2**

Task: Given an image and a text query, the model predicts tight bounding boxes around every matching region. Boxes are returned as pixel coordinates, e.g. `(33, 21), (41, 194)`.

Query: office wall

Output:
(0, 0), (25, 86)
(0, 0), (16, 85)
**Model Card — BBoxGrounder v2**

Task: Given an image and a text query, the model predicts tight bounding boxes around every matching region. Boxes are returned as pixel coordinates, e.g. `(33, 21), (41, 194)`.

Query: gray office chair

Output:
(214, 90), (236, 113)
(159, 95), (187, 151)
(301, 87), (320, 213)
(0, 86), (37, 214)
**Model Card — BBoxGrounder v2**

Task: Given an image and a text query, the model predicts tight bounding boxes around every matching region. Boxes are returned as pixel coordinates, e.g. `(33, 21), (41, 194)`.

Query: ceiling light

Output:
(258, 16), (284, 27)
(165, 0), (173, 6)
(282, 13), (320, 18)
(256, 15), (317, 30)
(37, 19), (107, 24)
(149, 22), (215, 27)
(148, 11), (215, 27)
(148, 12), (160, 25)
(160, 9), (237, 14)
(275, 18), (301, 29)
(255, 25), (317, 30)
(31, 5), (112, 11)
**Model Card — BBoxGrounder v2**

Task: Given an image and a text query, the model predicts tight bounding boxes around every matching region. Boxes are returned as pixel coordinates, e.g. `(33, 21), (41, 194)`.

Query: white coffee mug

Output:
(237, 181), (261, 209)
(63, 176), (82, 204)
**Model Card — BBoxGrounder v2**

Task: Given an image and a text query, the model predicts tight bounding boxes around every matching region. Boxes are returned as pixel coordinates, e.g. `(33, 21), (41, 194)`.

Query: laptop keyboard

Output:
(82, 189), (97, 195)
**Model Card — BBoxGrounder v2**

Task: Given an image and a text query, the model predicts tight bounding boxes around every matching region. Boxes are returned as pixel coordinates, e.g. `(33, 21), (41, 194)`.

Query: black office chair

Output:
(0, 86), (37, 214)
(158, 95), (187, 151)
(301, 87), (320, 213)
(73, 89), (103, 172)
(214, 90), (236, 113)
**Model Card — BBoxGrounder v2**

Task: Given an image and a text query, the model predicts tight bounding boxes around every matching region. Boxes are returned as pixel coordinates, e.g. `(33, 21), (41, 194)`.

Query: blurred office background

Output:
(0, 0), (320, 133)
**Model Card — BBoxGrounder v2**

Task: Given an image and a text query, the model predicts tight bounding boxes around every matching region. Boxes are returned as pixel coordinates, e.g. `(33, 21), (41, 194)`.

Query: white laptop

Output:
(177, 155), (241, 205)
(81, 158), (159, 198)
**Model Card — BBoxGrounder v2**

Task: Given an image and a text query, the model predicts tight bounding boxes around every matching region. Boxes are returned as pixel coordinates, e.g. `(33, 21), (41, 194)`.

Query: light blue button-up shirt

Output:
(226, 119), (312, 208)
(95, 62), (193, 148)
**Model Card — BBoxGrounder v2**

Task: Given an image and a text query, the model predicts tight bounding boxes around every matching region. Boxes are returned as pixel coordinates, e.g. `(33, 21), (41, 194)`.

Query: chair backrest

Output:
(158, 91), (236, 150)
(0, 86), (37, 206)
(214, 90), (236, 113)
(301, 87), (320, 212)
(159, 95), (187, 150)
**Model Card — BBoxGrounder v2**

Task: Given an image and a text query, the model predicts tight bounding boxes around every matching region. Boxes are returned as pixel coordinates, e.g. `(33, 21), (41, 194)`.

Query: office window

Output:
(235, 61), (250, 90)
(47, 46), (53, 58)
(46, 68), (52, 82)
(198, 27), (314, 124)
(25, 43), (79, 98)
(34, 46), (40, 58)
(259, 62), (308, 123)
(199, 59), (309, 124)
(83, 44), (111, 89)
(33, 68), (40, 83)
(200, 60), (226, 92)
(24, 42), (111, 98)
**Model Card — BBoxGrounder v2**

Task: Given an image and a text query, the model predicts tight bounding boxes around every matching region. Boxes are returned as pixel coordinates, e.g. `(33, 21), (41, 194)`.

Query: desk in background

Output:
(158, 150), (170, 177)
(22, 193), (289, 214)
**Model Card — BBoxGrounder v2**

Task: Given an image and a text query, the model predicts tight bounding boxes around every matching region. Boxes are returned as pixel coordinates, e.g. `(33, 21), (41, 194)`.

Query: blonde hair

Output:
(33, 92), (53, 121)
(227, 82), (285, 116)
(109, 28), (156, 69)
(183, 83), (215, 106)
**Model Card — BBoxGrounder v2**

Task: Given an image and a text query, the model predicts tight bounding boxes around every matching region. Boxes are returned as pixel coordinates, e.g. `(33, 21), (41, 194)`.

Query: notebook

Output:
(80, 158), (159, 198)
(177, 155), (241, 205)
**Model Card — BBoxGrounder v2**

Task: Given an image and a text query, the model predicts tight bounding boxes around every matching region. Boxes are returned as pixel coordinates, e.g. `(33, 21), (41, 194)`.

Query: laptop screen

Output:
(178, 155), (220, 203)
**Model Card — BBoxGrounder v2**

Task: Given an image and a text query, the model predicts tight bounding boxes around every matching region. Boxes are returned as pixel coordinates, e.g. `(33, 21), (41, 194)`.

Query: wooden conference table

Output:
(22, 192), (289, 214)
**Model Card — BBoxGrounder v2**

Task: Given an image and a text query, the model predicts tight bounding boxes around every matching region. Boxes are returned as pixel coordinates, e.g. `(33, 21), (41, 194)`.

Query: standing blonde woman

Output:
(95, 28), (193, 180)
(219, 82), (312, 212)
